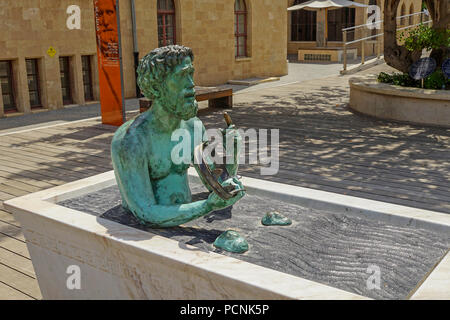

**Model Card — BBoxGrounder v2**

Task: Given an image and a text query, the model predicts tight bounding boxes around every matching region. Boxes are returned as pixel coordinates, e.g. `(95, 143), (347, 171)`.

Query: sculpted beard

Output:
(176, 97), (198, 120)
(162, 88), (198, 120)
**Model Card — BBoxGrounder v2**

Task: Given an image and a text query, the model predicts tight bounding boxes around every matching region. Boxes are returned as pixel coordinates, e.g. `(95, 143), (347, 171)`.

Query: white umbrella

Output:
(288, 0), (368, 11)
(288, 0), (368, 47)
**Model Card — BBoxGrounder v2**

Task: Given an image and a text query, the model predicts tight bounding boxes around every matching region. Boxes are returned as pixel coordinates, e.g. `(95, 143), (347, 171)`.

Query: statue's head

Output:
(137, 45), (198, 120)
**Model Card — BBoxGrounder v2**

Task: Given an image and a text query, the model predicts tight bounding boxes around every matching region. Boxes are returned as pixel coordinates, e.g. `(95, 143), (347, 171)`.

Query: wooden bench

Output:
(139, 86), (233, 113)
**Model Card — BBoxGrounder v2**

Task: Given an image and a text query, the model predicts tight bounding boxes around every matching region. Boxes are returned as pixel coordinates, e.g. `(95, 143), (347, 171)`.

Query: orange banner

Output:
(94, 0), (125, 126)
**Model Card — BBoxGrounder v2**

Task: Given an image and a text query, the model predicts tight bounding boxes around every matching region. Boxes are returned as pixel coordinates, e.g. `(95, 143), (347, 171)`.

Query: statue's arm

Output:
(112, 140), (215, 228)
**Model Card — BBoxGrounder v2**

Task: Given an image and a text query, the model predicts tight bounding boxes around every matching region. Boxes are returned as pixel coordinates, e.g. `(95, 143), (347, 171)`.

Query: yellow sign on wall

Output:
(47, 46), (56, 57)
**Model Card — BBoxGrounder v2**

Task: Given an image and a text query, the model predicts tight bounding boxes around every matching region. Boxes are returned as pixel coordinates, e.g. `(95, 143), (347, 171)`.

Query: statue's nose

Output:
(187, 76), (195, 87)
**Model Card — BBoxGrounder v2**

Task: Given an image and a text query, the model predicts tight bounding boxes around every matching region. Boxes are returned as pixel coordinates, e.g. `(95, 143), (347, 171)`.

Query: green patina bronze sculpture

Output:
(213, 230), (249, 254)
(111, 45), (245, 230)
(261, 212), (292, 226)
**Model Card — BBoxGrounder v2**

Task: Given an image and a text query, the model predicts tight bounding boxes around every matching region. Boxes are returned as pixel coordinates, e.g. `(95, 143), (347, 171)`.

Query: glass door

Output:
(0, 60), (17, 113)
(82, 56), (94, 102)
(59, 56), (73, 105)
(26, 59), (42, 108)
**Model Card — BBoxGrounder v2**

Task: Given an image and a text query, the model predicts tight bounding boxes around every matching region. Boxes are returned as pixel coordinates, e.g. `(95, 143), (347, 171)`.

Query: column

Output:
(14, 58), (31, 114)
(71, 54), (85, 106)
(316, 9), (326, 48)
(44, 54), (63, 110)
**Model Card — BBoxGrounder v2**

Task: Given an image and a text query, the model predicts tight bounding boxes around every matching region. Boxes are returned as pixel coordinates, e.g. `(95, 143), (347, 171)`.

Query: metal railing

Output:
(342, 11), (432, 72)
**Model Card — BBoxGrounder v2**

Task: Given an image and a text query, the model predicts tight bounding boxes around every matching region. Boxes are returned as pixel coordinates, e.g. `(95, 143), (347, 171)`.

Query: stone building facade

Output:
(287, 0), (423, 57)
(0, 0), (288, 117)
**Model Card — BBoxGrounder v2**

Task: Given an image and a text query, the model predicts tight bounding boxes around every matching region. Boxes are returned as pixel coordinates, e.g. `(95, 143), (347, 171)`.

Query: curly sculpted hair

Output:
(137, 45), (194, 100)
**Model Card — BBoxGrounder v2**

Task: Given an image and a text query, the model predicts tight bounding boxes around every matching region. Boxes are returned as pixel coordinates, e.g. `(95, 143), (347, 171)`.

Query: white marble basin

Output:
(4, 168), (450, 300)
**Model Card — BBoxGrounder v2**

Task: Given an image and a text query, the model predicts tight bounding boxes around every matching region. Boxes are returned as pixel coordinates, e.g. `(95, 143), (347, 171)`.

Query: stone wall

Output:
(0, 0), (287, 116)
(0, 0), (99, 113)
(134, 0), (288, 87)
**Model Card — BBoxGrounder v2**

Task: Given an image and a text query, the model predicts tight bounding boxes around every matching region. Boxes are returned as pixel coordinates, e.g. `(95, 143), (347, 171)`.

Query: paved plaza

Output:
(0, 63), (449, 299)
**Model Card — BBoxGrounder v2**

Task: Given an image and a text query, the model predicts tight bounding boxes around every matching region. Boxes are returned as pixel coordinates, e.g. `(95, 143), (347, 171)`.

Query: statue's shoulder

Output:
(111, 114), (150, 154)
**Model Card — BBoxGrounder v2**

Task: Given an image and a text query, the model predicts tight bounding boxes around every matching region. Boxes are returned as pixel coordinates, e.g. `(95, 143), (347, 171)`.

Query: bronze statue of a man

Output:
(111, 45), (244, 228)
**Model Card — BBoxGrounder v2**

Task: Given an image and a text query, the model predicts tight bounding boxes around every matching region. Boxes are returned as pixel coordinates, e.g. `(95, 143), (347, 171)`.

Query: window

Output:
(157, 0), (176, 47)
(234, 0), (248, 57)
(369, 0), (378, 37)
(291, 0), (316, 42)
(59, 57), (73, 105)
(409, 4), (414, 25)
(82, 56), (94, 102)
(400, 3), (406, 25)
(327, 8), (355, 41)
(26, 59), (42, 108)
(0, 60), (16, 113)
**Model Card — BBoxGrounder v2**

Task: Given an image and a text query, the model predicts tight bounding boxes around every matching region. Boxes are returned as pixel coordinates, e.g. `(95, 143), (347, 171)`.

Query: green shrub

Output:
(398, 24), (450, 52)
(377, 72), (419, 87)
(377, 71), (450, 90)
(423, 70), (449, 90)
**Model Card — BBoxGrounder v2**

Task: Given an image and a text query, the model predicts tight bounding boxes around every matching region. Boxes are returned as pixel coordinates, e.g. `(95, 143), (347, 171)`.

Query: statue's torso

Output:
(146, 118), (201, 205)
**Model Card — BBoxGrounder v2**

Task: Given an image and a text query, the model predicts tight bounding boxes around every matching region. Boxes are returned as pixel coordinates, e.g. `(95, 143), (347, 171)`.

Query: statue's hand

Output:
(221, 125), (242, 177)
(222, 124), (242, 148)
(206, 177), (245, 211)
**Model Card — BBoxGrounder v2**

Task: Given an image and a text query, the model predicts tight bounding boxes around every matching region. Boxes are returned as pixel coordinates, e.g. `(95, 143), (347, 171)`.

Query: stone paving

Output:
(0, 63), (449, 299)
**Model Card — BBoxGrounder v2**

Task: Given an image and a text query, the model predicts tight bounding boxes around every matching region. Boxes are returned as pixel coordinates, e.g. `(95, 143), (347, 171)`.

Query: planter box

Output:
(4, 169), (450, 300)
(349, 78), (450, 127)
